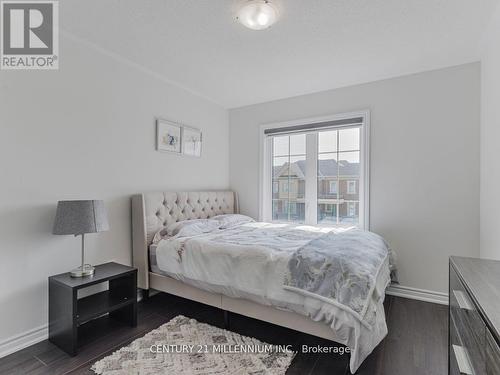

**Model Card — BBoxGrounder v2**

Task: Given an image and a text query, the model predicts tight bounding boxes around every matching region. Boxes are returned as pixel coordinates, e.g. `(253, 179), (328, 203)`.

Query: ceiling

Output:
(62, 0), (499, 108)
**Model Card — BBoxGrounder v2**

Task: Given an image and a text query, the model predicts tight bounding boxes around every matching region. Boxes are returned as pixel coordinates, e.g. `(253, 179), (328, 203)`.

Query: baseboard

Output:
(0, 285), (446, 359)
(0, 324), (48, 359)
(387, 284), (448, 305)
(1, 291), (145, 359)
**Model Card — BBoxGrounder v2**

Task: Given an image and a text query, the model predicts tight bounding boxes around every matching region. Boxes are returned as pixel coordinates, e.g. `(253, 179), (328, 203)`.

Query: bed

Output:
(132, 191), (393, 373)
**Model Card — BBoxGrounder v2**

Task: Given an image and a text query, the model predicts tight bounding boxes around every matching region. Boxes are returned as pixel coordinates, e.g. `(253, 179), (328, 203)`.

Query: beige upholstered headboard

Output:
(131, 191), (237, 289)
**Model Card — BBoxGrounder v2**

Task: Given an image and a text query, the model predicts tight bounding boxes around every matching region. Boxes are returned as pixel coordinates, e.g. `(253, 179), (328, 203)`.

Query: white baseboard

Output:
(0, 324), (48, 359)
(387, 284), (448, 305)
(1, 292), (144, 359)
(0, 285), (447, 359)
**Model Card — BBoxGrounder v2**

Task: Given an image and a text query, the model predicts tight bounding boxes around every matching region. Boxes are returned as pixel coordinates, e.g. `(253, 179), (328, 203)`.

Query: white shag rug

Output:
(91, 315), (295, 375)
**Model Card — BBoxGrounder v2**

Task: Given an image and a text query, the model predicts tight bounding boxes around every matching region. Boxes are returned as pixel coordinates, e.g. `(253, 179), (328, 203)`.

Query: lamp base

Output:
(70, 264), (95, 278)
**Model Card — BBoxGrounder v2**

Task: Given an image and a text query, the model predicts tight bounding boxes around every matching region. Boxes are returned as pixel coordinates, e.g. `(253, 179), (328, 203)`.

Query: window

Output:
(261, 112), (369, 228)
(271, 134), (306, 222)
(347, 180), (356, 194)
(282, 180), (290, 193)
(347, 202), (356, 217)
(272, 181), (279, 196)
(329, 181), (338, 194)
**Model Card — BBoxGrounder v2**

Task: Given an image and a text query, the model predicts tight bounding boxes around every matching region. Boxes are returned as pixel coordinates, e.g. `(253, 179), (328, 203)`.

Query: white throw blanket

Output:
(153, 222), (393, 373)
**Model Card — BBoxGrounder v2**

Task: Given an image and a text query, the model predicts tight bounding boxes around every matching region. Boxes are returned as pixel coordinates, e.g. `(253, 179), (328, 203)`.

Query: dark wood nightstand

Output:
(48, 262), (137, 356)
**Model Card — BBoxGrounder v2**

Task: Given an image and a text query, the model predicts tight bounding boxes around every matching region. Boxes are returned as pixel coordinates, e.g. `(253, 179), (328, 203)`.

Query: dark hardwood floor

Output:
(0, 293), (448, 375)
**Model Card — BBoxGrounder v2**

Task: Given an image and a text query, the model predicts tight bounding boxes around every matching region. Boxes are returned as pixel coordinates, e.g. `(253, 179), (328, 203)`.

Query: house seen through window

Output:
(264, 113), (369, 228)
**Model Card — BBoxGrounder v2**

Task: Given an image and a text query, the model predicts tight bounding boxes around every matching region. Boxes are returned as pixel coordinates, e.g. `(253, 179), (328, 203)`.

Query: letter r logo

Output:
(2, 2), (53, 54)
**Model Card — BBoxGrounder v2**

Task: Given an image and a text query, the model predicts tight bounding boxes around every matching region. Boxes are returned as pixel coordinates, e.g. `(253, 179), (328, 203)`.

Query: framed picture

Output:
(182, 126), (202, 157)
(156, 119), (182, 154)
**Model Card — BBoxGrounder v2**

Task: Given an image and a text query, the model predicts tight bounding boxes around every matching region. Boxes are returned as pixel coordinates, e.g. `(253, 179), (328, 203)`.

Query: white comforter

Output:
(152, 222), (391, 373)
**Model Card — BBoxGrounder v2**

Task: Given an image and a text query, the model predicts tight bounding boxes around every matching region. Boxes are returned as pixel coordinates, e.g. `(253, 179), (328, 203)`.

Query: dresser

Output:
(449, 257), (500, 375)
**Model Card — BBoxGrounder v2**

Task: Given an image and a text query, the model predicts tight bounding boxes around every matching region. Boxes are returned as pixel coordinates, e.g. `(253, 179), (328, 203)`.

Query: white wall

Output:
(229, 63), (480, 294)
(0, 23), (484, 353)
(0, 32), (229, 350)
(480, 4), (500, 260)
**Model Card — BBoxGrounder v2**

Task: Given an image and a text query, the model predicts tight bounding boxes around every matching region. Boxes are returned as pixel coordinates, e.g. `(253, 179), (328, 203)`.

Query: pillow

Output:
(151, 227), (169, 245)
(151, 219), (220, 244)
(211, 214), (255, 229)
(168, 219), (220, 237)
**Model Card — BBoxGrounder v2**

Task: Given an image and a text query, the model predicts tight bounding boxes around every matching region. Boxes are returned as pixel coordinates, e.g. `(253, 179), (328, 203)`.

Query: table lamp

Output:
(53, 200), (109, 277)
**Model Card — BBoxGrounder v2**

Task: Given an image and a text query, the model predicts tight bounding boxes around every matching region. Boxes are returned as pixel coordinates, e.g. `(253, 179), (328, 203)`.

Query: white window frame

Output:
(259, 110), (370, 229)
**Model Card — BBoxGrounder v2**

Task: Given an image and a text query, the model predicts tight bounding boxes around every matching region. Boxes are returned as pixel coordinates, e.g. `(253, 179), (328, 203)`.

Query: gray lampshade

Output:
(53, 200), (109, 235)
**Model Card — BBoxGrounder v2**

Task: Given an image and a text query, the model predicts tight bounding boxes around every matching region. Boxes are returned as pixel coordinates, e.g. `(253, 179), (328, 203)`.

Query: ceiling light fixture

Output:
(236, 0), (279, 31)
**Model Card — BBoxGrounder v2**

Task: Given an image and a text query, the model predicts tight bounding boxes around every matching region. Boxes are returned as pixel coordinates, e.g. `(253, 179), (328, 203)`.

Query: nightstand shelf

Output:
(49, 262), (137, 356)
(76, 290), (135, 325)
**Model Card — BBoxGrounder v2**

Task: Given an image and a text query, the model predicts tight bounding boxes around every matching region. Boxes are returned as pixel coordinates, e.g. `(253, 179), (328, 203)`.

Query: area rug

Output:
(91, 315), (295, 374)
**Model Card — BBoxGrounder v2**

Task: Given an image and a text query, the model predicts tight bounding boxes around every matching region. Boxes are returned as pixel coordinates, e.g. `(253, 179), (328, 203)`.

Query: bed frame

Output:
(131, 190), (338, 341)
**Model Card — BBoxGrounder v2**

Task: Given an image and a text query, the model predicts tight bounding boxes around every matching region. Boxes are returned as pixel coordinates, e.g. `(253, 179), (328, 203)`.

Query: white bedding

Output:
(151, 222), (391, 373)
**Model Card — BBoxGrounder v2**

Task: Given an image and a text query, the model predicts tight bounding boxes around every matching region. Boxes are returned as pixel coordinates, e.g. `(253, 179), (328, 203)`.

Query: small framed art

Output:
(182, 126), (202, 157)
(156, 118), (182, 154)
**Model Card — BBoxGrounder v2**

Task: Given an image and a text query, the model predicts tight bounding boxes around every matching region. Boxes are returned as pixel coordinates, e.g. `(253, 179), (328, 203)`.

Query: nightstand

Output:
(48, 262), (137, 356)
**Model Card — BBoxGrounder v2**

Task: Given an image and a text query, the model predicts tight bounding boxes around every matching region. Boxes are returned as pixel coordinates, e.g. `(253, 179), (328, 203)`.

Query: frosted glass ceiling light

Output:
(236, 0), (279, 30)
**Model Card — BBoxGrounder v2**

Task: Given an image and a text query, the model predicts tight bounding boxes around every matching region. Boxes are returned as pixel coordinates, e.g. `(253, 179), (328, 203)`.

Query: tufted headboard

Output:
(131, 191), (237, 289)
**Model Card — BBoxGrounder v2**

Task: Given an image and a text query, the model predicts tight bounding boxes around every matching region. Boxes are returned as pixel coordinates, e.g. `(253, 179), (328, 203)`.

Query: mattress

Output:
(150, 222), (391, 373)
